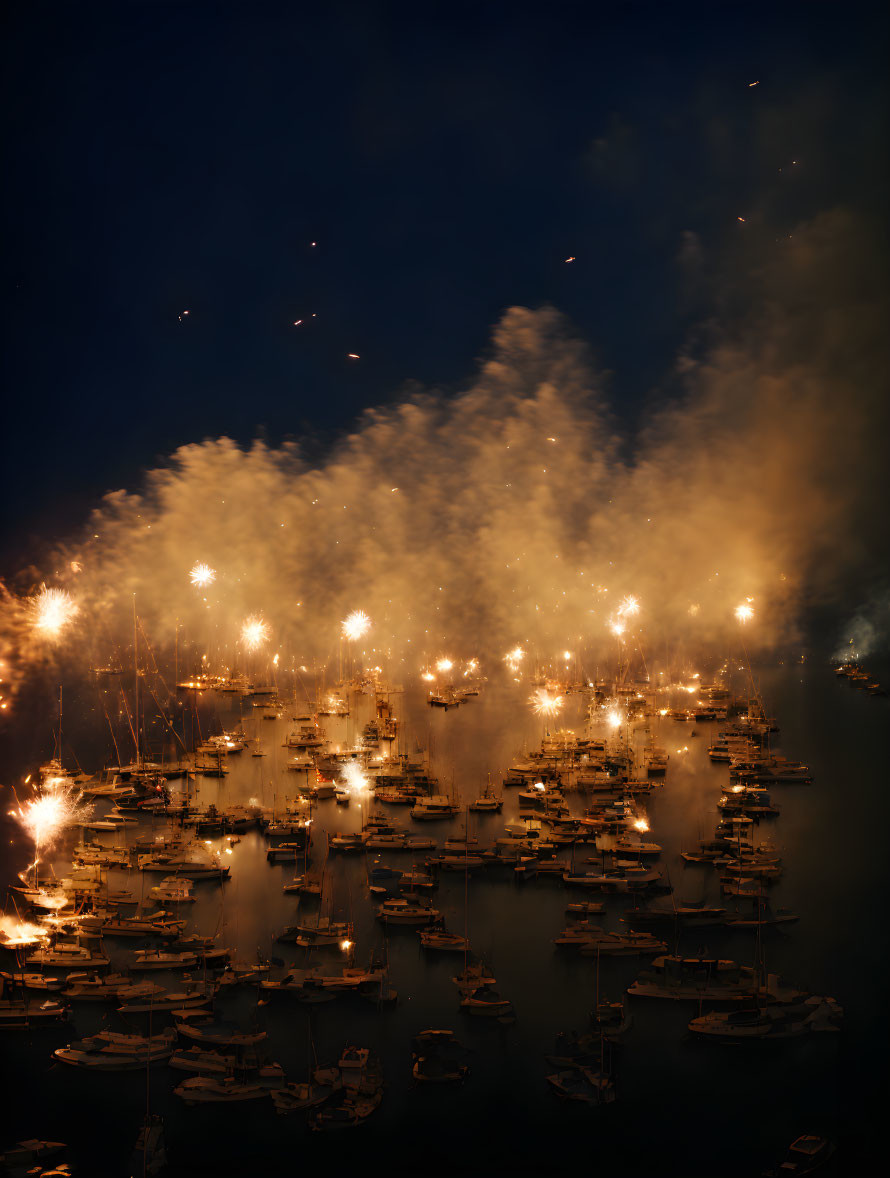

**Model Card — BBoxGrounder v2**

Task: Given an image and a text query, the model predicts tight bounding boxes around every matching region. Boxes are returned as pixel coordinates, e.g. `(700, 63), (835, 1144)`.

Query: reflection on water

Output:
(0, 666), (886, 1176)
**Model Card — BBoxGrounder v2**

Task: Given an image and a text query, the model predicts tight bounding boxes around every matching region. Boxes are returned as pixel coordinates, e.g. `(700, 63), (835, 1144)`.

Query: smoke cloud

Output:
(1, 206), (886, 696)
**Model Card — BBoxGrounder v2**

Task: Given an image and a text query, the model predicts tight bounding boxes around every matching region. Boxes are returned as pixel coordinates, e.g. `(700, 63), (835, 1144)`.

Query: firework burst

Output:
(10, 774), (90, 884)
(341, 610), (371, 641)
(189, 562), (216, 587)
(30, 587), (78, 641)
(735, 602), (754, 623)
(531, 687), (563, 717)
(241, 615), (270, 650)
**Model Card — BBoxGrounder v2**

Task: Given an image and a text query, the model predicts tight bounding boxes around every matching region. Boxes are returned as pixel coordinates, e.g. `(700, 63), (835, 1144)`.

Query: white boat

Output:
(53, 1043), (174, 1069)
(26, 945), (109, 970)
(410, 795), (459, 820)
(688, 996), (843, 1040)
(131, 950), (198, 971)
(375, 898), (440, 925)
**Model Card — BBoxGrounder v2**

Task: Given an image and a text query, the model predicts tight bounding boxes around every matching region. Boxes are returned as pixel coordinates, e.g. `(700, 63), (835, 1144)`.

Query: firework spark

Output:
(10, 774), (89, 883)
(0, 915), (49, 947)
(605, 708), (622, 729)
(735, 602), (754, 623)
(241, 615), (270, 650)
(436, 657), (453, 673)
(618, 595), (640, 617)
(30, 587), (78, 640)
(341, 761), (369, 794)
(531, 687), (563, 717)
(189, 562), (216, 587)
(341, 610), (371, 641)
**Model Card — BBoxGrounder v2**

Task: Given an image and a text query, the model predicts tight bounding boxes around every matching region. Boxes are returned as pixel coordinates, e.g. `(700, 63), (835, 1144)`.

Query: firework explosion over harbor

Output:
(1, 4), (888, 1177)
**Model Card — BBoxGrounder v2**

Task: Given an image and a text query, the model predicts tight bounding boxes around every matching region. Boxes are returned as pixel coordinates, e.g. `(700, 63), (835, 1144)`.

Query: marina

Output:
(0, 654), (885, 1174)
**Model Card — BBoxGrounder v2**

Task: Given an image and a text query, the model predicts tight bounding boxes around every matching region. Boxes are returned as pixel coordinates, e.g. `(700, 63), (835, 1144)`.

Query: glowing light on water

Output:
(606, 709), (621, 729)
(189, 562), (216, 588)
(342, 610), (371, 640)
(241, 615), (270, 650)
(531, 688), (563, 717)
(30, 587), (78, 640)
(735, 602), (755, 623)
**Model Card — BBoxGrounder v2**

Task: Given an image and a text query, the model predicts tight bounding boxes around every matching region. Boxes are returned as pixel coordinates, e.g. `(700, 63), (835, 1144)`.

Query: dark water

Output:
(1, 663), (886, 1177)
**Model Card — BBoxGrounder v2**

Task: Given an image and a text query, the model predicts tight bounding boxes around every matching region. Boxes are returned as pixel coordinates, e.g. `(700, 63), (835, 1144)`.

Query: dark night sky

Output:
(2, 1), (887, 570)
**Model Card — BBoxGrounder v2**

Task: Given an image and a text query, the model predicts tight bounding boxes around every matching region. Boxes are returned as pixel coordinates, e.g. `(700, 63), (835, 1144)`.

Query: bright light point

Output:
(30, 587), (78, 640)
(735, 603), (755, 623)
(241, 615), (270, 650)
(421, 671), (435, 682)
(189, 562), (216, 588)
(342, 610), (371, 640)
(606, 709), (621, 730)
(610, 620), (625, 637)
(340, 940), (353, 952)
(436, 657), (453, 673)
(632, 816), (650, 833)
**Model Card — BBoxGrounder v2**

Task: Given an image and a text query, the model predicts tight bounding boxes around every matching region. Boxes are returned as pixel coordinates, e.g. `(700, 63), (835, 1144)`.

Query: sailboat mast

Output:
(133, 596), (140, 770)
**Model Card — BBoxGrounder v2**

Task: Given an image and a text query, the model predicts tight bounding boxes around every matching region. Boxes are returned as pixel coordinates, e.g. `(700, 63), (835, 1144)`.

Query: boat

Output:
(688, 996), (843, 1041)
(452, 963), (496, 992)
(131, 949), (198, 970)
(25, 944), (110, 970)
(375, 898), (440, 925)
(628, 955), (757, 1002)
(169, 1046), (239, 1074)
(0, 971), (65, 992)
(0, 992), (70, 1026)
(129, 1115), (167, 1176)
(469, 786), (503, 813)
(412, 1054), (469, 1083)
(555, 928), (667, 955)
(118, 984), (215, 1013)
(410, 795), (460, 820)
(309, 1090), (382, 1130)
(419, 928), (470, 952)
(546, 1067), (616, 1103)
(175, 1076), (270, 1103)
(0, 1140), (67, 1168)
(62, 973), (164, 1002)
(459, 986), (513, 1017)
(272, 1080), (340, 1113)
(763, 1135), (836, 1175)
(53, 1042), (175, 1069)
(277, 917), (352, 947)
(174, 1018), (266, 1047)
